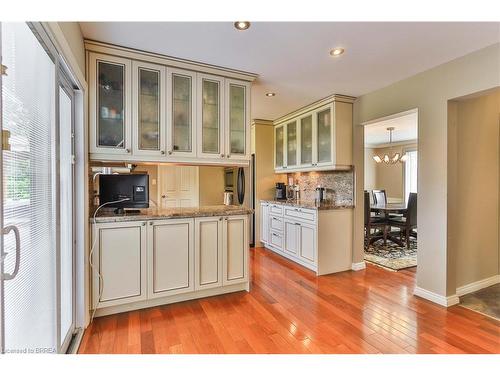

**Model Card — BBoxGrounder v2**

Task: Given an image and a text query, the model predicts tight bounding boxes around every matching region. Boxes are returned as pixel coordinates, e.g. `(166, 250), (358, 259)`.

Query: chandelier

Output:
(373, 127), (408, 164)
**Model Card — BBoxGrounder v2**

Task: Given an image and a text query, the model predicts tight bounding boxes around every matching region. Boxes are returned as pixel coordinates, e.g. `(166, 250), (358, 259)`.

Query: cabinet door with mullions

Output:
(89, 53), (132, 154)
(167, 68), (197, 158)
(286, 120), (298, 168)
(132, 61), (166, 157)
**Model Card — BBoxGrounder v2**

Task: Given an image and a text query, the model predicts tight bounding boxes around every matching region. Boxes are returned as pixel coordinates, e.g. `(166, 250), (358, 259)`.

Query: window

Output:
(404, 149), (418, 203)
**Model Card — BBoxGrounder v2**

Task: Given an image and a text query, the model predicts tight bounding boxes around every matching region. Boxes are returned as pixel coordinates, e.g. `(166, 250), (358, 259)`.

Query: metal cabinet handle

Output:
(2, 225), (21, 281)
(219, 217), (223, 221)
(168, 150), (173, 155)
(149, 221), (154, 225)
(161, 150), (165, 155)
(227, 154), (231, 158)
(162, 195), (166, 198)
(294, 223), (301, 226)
(220, 154), (225, 158)
(142, 222), (146, 226)
(125, 148), (130, 153)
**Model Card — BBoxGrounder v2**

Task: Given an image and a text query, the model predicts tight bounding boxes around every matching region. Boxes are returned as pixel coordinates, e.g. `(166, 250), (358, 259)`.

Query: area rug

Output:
(364, 237), (417, 271)
(459, 283), (500, 321)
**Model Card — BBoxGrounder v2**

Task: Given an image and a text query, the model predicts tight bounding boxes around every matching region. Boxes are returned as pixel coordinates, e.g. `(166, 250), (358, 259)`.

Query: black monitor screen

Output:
(99, 174), (149, 209)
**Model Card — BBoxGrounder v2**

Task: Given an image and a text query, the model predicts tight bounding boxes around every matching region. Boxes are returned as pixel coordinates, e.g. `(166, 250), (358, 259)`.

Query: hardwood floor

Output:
(78, 247), (500, 354)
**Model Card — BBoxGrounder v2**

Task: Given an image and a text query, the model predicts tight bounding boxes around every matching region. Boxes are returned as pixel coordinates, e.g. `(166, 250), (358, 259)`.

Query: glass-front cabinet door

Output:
(286, 120), (298, 168)
(132, 61), (165, 157)
(167, 68), (197, 158)
(225, 79), (250, 160)
(299, 114), (313, 167)
(274, 124), (286, 170)
(315, 104), (334, 166)
(89, 53), (132, 154)
(197, 73), (225, 159)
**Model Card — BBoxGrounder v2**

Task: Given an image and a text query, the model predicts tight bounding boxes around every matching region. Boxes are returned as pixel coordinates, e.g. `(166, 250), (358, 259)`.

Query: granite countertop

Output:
(91, 205), (253, 223)
(261, 199), (354, 210)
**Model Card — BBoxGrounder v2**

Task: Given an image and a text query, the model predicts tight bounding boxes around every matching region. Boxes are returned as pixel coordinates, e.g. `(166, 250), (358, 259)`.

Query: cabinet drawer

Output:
(269, 204), (283, 216)
(269, 231), (283, 250)
(270, 215), (284, 232)
(284, 206), (317, 223)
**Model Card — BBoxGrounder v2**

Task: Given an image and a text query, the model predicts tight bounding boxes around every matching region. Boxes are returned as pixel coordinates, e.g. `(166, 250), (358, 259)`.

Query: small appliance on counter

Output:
(275, 182), (286, 200)
(315, 185), (325, 202)
(223, 191), (234, 206)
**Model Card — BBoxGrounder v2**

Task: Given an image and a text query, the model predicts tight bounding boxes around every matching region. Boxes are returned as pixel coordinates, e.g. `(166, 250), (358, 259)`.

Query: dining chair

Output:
(372, 190), (387, 205)
(364, 191), (388, 248)
(387, 192), (417, 249)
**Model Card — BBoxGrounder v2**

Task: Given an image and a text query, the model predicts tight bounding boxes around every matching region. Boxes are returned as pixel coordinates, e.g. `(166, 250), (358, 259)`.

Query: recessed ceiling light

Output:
(265, 92), (276, 97)
(329, 47), (345, 57)
(234, 21), (250, 31)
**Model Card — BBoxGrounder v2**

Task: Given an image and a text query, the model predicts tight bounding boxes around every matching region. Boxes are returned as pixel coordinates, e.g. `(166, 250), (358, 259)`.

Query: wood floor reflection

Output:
(79, 247), (500, 354)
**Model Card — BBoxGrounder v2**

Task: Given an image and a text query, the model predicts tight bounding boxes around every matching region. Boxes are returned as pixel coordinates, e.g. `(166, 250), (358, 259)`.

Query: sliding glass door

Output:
(1, 22), (76, 354)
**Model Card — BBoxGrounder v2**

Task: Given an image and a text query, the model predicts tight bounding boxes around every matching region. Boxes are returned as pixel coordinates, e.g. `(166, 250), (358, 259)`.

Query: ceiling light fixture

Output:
(329, 47), (345, 56)
(373, 127), (408, 164)
(265, 92), (276, 97)
(234, 21), (250, 31)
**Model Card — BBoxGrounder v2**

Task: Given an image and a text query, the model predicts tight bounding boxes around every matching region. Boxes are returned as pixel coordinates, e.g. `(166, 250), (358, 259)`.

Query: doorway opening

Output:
(362, 109), (418, 271)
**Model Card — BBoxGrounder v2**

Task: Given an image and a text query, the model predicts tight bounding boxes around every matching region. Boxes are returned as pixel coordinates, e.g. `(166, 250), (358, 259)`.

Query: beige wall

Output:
(353, 43), (500, 298)
(252, 120), (287, 246)
(365, 143), (417, 202)
(199, 166), (225, 205)
(449, 89), (500, 289)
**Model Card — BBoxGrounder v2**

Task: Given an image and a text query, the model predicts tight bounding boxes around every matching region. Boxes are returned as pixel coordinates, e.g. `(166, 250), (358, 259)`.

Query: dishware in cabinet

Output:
(224, 79), (250, 161)
(132, 61), (166, 157)
(197, 73), (225, 159)
(167, 68), (197, 158)
(89, 52), (132, 154)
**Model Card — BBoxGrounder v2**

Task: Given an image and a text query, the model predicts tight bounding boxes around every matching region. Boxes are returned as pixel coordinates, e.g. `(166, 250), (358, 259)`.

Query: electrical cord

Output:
(89, 197), (131, 323)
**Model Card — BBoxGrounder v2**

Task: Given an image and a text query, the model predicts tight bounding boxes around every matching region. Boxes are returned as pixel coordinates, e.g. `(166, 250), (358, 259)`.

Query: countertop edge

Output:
(260, 199), (355, 210)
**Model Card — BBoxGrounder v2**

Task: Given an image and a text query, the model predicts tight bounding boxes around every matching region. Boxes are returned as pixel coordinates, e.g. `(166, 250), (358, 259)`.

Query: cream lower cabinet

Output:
(194, 216), (223, 290)
(92, 214), (249, 315)
(260, 202), (352, 275)
(194, 215), (248, 290)
(223, 215), (248, 286)
(148, 219), (194, 298)
(260, 202), (270, 244)
(92, 221), (147, 309)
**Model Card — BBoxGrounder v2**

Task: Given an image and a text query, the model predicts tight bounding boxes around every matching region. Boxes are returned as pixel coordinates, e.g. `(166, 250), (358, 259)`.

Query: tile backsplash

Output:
(287, 169), (354, 205)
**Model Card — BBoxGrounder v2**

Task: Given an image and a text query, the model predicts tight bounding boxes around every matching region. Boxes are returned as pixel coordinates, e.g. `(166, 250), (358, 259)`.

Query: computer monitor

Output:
(99, 173), (149, 213)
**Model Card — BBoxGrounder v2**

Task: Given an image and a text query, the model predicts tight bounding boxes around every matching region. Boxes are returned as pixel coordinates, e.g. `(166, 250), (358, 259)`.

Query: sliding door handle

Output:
(2, 225), (21, 281)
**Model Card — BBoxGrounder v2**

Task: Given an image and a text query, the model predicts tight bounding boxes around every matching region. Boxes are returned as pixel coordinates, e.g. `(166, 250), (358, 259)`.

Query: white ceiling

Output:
(364, 111), (418, 147)
(79, 22), (500, 120)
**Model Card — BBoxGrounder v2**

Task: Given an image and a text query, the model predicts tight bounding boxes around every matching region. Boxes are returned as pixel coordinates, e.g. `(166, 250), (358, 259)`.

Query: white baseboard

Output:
(414, 286), (459, 307)
(456, 274), (500, 297)
(351, 261), (366, 271)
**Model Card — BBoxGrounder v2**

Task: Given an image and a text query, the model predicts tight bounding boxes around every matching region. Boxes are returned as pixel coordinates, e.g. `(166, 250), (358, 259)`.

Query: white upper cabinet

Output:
(197, 73), (225, 159)
(167, 68), (197, 158)
(273, 96), (353, 173)
(274, 124), (286, 171)
(89, 52), (132, 155)
(132, 61), (166, 157)
(225, 79), (251, 161)
(285, 120), (298, 169)
(86, 43), (254, 165)
(314, 104), (334, 167)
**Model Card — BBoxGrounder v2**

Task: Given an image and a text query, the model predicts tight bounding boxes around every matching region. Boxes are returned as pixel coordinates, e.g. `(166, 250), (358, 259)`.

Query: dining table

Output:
(370, 202), (408, 246)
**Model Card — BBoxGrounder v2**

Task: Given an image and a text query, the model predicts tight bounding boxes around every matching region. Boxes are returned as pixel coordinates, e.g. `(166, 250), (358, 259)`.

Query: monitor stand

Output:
(113, 208), (141, 215)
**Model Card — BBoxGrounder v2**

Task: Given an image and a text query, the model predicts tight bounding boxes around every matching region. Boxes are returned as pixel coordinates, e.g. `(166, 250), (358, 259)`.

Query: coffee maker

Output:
(275, 182), (286, 200)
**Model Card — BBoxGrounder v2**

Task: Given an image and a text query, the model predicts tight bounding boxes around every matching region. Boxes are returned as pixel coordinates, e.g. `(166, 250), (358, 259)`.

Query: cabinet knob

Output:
(162, 195), (166, 198)
(149, 221), (153, 225)
(142, 222), (146, 226)
(220, 153), (225, 158)
(168, 150), (173, 155)
(125, 148), (130, 153)
(227, 154), (231, 158)
(161, 150), (165, 155)
(219, 217), (223, 221)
